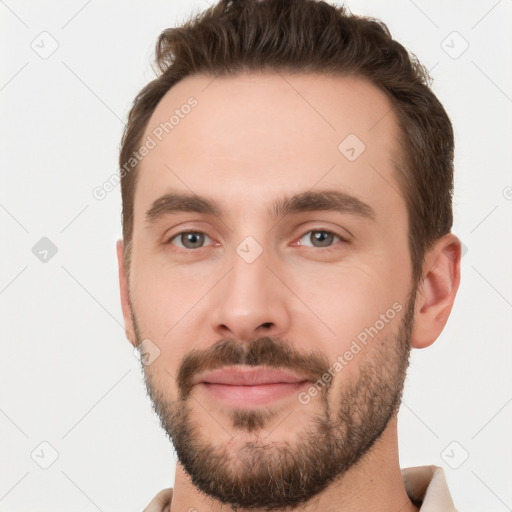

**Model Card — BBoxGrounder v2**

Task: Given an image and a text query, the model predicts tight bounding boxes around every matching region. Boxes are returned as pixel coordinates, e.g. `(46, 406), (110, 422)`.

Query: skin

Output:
(116, 72), (461, 511)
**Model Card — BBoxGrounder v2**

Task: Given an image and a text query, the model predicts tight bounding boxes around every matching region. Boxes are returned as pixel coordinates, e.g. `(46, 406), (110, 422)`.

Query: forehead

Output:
(135, 72), (404, 222)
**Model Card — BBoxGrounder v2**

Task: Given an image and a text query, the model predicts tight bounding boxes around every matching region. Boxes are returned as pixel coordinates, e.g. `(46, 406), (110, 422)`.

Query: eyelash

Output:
(165, 229), (348, 252)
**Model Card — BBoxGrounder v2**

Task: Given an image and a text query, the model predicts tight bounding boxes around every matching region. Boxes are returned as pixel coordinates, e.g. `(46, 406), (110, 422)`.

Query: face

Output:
(124, 72), (416, 508)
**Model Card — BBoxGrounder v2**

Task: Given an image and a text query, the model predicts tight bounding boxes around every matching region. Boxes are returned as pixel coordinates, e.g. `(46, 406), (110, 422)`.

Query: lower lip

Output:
(199, 381), (309, 408)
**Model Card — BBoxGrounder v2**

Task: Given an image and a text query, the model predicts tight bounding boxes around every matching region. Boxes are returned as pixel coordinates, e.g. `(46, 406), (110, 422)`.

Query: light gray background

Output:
(1, 1), (511, 510)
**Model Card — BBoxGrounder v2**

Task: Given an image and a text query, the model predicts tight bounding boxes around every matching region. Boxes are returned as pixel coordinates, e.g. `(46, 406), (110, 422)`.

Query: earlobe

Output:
(116, 239), (137, 347)
(410, 233), (461, 349)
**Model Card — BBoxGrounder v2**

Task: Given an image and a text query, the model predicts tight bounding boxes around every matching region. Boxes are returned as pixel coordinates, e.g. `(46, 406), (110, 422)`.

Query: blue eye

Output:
(166, 229), (346, 252)
(168, 231), (213, 250)
(297, 229), (343, 249)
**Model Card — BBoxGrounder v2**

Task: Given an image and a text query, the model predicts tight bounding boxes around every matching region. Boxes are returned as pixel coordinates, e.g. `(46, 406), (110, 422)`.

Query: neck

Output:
(170, 416), (418, 512)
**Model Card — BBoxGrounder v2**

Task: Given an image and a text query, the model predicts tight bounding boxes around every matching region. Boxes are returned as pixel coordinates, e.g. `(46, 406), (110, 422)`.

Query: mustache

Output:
(176, 336), (332, 400)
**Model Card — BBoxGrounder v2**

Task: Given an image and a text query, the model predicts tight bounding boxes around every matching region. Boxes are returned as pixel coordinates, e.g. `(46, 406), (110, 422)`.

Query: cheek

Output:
(129, 260), (227, 388)
(288, 258), (409, 374)
(294, 259), (405, 329)
(130, 245), (217, 338)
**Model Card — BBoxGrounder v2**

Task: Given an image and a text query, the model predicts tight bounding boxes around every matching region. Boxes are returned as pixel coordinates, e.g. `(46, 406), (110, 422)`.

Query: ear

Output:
(116, 239), (137, 347)
(410, 233), (461, 349)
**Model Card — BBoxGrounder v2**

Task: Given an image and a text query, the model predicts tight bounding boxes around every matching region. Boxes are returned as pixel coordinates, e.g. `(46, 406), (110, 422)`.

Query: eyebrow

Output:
(145, 189), (376, 225)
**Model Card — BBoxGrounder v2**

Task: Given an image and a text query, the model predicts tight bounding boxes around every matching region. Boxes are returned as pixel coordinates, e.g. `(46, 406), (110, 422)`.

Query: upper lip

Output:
(196, 366), (310, 386)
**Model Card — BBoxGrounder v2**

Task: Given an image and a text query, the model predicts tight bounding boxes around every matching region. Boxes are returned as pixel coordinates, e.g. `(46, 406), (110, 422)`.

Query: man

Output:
(116, 0), (461, 510)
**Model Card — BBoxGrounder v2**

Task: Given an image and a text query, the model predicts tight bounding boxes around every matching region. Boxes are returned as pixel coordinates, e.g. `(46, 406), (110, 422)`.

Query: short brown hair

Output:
(119, 0), (454, 282)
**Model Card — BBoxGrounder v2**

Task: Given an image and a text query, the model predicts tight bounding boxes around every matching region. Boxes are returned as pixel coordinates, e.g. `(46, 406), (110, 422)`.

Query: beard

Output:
(134, 293), (415, 511)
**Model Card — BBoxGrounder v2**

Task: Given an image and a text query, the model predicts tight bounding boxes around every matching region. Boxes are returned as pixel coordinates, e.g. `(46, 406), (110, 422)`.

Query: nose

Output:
(210, 246), (291, 343)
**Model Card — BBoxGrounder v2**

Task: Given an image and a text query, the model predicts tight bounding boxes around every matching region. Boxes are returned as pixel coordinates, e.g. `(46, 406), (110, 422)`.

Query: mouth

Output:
(195, 366), (311, 407)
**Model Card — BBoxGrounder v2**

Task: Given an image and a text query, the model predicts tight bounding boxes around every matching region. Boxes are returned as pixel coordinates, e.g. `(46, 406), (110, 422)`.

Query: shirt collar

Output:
(402, 465), (458, 511)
